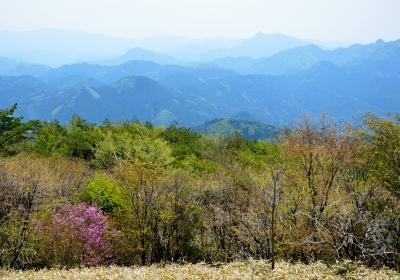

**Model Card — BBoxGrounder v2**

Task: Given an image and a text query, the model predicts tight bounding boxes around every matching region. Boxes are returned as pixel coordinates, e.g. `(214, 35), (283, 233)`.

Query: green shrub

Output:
(80, 174), (127, 214)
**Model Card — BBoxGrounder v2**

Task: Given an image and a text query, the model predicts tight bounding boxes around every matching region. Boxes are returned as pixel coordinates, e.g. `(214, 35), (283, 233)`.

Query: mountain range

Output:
(210, 39), (400, 76)
(0, 29), (344, 66)
(0, 32), (398, 129)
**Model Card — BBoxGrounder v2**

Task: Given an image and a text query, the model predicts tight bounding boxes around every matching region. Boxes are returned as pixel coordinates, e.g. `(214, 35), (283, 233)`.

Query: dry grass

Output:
(1, 260), (399, 280)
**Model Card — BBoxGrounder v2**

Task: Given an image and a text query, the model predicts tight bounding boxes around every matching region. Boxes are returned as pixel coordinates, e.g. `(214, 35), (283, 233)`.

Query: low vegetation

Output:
(0, 104), (400, 275)
(2, 260), (400, 280)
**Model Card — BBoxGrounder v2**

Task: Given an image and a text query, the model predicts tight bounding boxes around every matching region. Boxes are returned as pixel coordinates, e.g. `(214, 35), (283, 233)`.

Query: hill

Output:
(193, 118), (281, 140)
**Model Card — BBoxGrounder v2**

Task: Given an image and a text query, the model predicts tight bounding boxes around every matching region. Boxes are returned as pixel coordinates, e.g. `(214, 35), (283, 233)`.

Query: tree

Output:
(93, 123), (173, 168)
(0, 104), (38, 152)
(282, 115), (356, 261)
(33, 121), (67, 156)
(162, 124), (204, 160)
(64, 115), (101, 160)
(362, 113), (400, 197)
(266, 143), (284, 269)
(80, 174), (127, 214)
(113, 162), (193, 265)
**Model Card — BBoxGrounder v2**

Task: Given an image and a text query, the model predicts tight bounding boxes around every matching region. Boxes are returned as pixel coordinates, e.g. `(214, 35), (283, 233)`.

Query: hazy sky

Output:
(0, 0), (399, 42)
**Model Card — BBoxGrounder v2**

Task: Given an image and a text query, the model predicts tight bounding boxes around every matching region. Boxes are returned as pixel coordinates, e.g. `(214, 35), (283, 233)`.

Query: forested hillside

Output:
(193, 118), (281, 140)
(1, 104), (399, 271)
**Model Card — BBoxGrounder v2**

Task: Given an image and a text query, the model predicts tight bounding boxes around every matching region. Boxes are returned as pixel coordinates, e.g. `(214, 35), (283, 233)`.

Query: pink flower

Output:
(37, 202), (121, 266)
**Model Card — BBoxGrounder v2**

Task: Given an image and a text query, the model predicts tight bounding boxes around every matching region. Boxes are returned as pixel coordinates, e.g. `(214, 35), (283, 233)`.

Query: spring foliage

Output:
(0, 105), (399, 270)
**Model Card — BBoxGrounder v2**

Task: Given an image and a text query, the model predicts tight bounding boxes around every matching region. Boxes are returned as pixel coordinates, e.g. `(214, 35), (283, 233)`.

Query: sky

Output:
(0, 0), (399, 42)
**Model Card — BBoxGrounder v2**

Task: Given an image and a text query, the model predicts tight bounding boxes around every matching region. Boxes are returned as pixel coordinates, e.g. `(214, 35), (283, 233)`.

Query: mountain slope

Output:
(2, 59), (399, 126)
(0, 57), (19, 75)
(44, 76), (201, 125)
(0, 74), (209, 125)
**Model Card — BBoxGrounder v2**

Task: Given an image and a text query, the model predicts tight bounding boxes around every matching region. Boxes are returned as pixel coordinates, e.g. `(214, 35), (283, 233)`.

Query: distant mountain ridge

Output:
(0, 38), (399, 127)
(0, 29), (322, 66)
(97, 47), (181, 65)
(210, 39), (400, 76)
(225, 32), (309, 58)
(196, 32), (309, 61)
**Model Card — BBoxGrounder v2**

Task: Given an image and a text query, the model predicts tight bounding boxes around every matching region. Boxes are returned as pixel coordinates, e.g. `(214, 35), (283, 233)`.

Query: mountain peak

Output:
(232, 32), (309, 58)
(99, 47), (179, 65)
(231, 111), (257, 121)
(253, 32), (268, 38)
(112, 76), (139, 90)
(112, 76), (163, 92)
(250, 32), (289, 40)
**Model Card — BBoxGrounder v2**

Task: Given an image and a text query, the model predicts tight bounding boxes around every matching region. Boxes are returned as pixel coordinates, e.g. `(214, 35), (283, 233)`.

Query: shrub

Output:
(93, 123), (173, 168)
(35, 203), (120, 267)
(80, 174), (127, 215)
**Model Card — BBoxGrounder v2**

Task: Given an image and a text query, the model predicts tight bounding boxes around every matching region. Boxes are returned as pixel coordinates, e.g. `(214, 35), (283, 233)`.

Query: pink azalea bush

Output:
(35, 203), (121, 267)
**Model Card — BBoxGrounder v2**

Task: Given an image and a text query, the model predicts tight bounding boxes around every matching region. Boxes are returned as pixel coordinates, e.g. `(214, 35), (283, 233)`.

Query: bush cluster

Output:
(0, 105), (400, 270)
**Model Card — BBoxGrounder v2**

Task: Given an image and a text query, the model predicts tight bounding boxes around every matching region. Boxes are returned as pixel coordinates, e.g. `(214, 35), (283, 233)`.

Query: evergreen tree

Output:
(0, 104), (38, 152)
